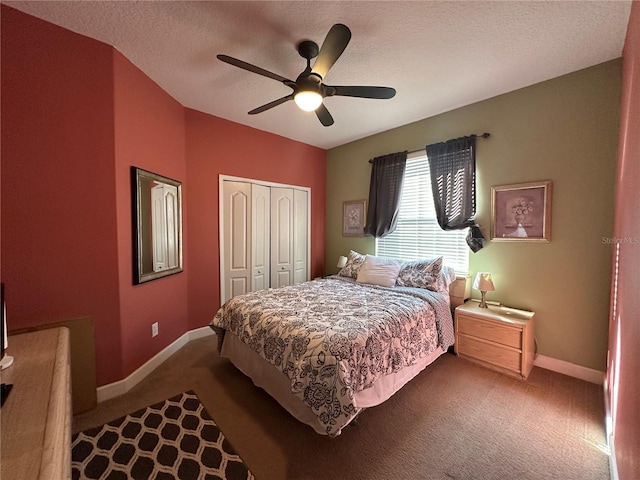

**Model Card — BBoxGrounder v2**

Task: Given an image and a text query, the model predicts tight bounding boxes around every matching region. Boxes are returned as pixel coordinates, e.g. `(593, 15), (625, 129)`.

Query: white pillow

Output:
(435, 265), (457, 296)
(356, 255), (403, 288)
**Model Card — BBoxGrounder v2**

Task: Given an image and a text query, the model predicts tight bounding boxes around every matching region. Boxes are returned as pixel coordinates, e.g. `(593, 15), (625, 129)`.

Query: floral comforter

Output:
(210, 276), (454, 436)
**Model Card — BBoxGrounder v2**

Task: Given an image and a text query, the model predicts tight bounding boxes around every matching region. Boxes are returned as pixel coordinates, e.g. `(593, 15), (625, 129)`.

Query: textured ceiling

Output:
(3, 1), (632, 149)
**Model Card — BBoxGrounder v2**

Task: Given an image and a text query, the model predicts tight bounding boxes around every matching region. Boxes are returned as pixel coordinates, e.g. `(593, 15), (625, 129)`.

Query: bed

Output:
(210, 253), (465, 436)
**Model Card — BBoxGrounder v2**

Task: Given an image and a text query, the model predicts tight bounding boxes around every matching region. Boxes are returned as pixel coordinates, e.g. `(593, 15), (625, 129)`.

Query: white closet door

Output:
(222, 181), (252, 303)
(270, 187), (294, 288)
(164, 185), (179, 270)
(293, 189), (309, 284)
(151, 185), (168, 272)
(251, 184), (270, 292)
(151, 183), (179, 272)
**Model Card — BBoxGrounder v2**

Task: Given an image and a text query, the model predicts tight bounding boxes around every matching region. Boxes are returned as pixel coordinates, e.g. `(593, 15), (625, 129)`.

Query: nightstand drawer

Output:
(457, 315), (522, 349)
(457, 335), (522, 372)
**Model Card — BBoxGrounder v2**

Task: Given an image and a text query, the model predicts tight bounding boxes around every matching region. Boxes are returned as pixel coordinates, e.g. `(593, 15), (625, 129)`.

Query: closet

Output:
(220, 177), (309, 304)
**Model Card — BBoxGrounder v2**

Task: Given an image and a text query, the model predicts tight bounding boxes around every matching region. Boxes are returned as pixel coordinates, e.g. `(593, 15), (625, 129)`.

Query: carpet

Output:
(72, 391), (254, 480)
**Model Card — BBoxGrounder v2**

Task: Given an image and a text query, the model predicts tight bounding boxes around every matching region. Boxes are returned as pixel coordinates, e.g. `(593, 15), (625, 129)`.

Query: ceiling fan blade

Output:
(248, 95), (294, 115)
(311, 24), (351, 78)
(315, 103), (334, 126)
(217, 54), (293, 84)
(327, 85), (396, 99)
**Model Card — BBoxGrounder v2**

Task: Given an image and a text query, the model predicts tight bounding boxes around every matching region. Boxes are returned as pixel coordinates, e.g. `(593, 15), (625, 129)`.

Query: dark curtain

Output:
(427, 136), (486, 252)
(364, 151), (408, 238)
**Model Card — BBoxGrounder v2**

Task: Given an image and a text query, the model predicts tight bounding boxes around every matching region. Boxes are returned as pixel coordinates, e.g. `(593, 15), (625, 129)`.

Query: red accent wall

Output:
(0, 6), (123, 384)
(608, 2), (640, 478)
(0, 6), (327, 387)
(112, 52), (189, 377)
(185, 110), (326, 330)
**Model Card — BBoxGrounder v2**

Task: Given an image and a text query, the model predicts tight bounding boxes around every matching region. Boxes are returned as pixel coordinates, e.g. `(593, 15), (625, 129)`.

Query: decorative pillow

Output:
(337, 250), (366, 279)
(356, 255), (403, 288)
(396, 257), (443, 290)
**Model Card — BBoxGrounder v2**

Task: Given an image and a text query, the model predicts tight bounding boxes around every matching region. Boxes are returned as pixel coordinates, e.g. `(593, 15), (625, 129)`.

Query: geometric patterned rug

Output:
(71, 391), (254, 480)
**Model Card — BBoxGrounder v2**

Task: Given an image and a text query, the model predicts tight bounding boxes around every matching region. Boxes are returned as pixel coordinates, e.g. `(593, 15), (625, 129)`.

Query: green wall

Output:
(326, 60), (621, 371)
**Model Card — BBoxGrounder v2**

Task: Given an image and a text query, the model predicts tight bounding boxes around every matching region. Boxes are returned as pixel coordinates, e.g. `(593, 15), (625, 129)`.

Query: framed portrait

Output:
(491, 180), (552, 242)
(343, 199), (366, 237)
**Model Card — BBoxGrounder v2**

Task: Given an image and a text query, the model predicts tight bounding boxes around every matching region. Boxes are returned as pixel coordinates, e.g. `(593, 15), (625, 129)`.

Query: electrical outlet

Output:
(152, 322), (158, 337)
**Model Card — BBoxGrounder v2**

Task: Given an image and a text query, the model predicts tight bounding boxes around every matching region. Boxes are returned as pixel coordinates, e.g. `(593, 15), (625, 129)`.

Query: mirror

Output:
(132, 167), (183, 284)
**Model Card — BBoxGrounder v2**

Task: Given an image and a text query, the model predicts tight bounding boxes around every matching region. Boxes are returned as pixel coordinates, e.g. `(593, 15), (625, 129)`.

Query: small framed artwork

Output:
(491, 180), (552, 242)
(343, 199), (366, 237)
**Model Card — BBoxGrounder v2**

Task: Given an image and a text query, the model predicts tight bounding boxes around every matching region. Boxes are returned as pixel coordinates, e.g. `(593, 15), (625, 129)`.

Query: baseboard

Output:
(96, 326), (214, 403)
(187, 325), (216, 341)
(533, 355), (604, 385)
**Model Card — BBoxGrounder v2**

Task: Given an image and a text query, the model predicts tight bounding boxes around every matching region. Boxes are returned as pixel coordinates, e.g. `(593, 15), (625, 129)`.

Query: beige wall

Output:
(326, 60), (621, 371)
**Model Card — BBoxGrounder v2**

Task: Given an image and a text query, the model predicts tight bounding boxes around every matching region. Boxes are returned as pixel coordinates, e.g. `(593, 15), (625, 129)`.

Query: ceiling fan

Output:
(217, 24), (396, 127)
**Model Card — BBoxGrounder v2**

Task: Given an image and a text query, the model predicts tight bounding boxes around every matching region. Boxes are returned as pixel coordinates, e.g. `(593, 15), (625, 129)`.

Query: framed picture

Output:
(491, 180), (552, 242)
(343, 199), (366, 237)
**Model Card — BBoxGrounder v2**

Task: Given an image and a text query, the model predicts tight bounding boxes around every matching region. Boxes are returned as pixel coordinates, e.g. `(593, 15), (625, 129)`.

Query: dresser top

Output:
(1, 327), (71, 480)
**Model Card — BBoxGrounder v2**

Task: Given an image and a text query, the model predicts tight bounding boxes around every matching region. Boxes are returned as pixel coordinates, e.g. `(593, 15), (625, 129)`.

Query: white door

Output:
(222, 181), (252, 303)
(251, 184), (270, 291)
(293, 189), (308, 284)
(151, 183), (179, 272)
(164, 186), (179, 270)
(270, 187), (294, 288)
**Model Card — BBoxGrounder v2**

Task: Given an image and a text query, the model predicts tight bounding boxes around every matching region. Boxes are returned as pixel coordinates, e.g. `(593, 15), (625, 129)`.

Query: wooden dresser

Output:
(1, 327), (72, 479)
(455, 301), (535, 380)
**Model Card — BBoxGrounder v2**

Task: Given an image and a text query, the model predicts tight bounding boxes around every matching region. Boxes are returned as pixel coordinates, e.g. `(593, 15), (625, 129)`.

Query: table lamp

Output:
(473, 272), (495, 308)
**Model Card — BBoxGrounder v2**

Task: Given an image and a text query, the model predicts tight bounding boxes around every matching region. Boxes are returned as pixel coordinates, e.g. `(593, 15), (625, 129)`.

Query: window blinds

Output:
(376, 152), (469, 275)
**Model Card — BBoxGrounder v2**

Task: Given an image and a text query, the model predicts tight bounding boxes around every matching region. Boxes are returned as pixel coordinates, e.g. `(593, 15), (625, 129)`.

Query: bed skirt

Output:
(219, 332), (446, 435)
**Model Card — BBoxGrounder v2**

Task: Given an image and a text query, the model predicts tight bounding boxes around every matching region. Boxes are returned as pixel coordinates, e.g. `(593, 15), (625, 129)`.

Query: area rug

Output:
(72, 391), (254, 480)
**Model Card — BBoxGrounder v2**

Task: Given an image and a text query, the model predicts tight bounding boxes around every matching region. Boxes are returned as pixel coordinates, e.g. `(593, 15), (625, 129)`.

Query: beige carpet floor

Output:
(74, 335), (610, 480)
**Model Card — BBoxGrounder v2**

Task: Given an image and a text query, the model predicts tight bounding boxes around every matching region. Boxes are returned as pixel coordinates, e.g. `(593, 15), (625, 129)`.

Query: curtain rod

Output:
(369, 132), (491, 162)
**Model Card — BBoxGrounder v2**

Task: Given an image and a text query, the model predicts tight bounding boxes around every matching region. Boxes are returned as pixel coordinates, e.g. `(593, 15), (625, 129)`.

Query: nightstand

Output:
(454, 301), (535, 380)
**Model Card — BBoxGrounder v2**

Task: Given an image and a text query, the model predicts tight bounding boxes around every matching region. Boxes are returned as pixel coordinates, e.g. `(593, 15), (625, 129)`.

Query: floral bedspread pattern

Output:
(211, 276), (454, 436)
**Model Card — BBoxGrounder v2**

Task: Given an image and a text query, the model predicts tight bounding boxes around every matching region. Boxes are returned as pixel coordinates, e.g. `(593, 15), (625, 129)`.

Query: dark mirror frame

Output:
(132, 167), (183, 284)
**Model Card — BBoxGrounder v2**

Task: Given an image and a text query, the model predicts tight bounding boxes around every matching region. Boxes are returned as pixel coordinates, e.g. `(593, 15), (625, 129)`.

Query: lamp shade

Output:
(473, 272), (495, 292)
(337, 256), (348, 269)
(294, 91), (323, 111)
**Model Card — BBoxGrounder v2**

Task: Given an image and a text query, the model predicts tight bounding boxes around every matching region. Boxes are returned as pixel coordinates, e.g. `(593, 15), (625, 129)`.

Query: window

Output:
(376, 151), (469, 275)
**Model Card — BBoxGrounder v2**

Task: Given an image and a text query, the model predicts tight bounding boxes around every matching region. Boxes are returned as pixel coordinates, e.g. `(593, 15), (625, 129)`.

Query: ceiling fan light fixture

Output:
(294, 91), (323, 112)
(218, 23), (394, 126)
